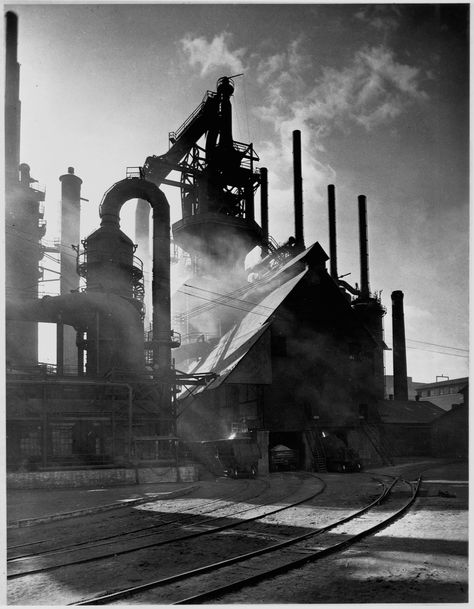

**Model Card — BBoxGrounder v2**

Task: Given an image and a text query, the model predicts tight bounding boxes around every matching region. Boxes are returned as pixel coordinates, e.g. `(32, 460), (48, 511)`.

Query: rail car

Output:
(186, 438), (261, 478)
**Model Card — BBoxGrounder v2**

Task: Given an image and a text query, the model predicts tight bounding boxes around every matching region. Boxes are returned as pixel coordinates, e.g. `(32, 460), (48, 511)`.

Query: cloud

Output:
(250, 41), (427, 242)
(256, 44), (426, 136)
(180, 32), (247, 77)
(354, 6), (402, 33)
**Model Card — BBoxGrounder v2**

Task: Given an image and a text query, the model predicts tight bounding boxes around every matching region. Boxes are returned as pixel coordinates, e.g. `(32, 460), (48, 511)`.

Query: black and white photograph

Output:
(4, 2), (469, 605)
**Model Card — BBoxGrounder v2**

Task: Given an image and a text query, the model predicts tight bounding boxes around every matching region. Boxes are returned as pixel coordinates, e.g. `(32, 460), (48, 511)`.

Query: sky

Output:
(6, 2), (469, 383)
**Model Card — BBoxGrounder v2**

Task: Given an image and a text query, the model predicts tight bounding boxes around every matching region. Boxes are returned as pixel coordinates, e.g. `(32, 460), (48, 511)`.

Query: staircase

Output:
(305, 429), (327, 472)
(361, 423), (394, 465)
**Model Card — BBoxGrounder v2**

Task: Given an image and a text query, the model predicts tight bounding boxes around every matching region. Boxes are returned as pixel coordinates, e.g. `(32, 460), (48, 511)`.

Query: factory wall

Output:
(431, 404), (468, 458)
(178, 252), (386, 470)
(263, 272), (381, 433)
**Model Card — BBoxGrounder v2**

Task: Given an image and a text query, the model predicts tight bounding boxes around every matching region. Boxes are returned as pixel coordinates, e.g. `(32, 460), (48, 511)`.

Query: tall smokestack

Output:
(260, 167), (268, 255)
(358, 195), (370, 299)
(293, 130), (304, 250)
(391, 290), (408, 401)
(59, 166), (83, 373)
(59, 167), (83, 294)
(328, 184), (338, 281)
(5, 11), (21, 184)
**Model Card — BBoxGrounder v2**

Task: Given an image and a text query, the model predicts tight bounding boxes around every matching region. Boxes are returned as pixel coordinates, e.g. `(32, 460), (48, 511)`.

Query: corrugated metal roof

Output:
(178, 269), (308, 396)
(377, 399), (445, 424)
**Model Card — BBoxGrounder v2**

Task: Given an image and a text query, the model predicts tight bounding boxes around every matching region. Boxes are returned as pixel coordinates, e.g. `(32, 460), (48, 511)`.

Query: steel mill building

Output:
(5, 11), (444, 484)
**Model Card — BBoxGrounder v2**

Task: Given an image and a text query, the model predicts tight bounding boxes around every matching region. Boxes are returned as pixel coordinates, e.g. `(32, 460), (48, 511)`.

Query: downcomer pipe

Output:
(260, 167), (269, 255)
(293, 130), (304, 250)
(99, 178), (171, 376)
(358, 195), (370, 299)
(391, 290), (408, 401)
(328, 184), (338, 281)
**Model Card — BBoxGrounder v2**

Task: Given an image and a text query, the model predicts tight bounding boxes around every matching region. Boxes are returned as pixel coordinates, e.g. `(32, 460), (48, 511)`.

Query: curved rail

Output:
(7, 479), (261, 560)
(72, 476), (397, 605)
(8, 474), (325, 580)
(174, 476), (422, 605)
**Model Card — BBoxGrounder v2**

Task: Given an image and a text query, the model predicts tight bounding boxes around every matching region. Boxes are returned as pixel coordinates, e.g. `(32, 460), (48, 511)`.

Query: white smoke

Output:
(180, 32), (247, 76)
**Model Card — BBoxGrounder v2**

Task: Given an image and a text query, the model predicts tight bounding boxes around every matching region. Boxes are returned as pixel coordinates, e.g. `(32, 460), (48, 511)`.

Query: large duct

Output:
(260, 167), (269, 255)
(5, 11), (21, 184)
(391, 290), (408, 401)
(6, 291), (145, 372)
(328, 184), (338, 281)
(292, 130), (304, 250)
(99, 178), (171, 377)
(358, 195), (370, 299)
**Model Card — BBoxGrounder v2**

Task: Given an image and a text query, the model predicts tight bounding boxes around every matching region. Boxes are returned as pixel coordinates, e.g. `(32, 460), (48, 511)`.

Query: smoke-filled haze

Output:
(6, 3), (469, 382)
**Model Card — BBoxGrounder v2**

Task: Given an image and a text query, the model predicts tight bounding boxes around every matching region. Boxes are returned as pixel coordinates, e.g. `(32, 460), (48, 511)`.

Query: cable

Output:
(402, 345), (468, 359)
(6, 228), (79, 260)
(406, 338), (468, 353)
(176, 271), (280, 321)
(179, 291), (271, 318)
(182, 283), (277, 313)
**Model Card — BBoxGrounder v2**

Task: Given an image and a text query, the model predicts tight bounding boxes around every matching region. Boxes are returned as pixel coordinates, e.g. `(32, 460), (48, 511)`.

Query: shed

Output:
(376, 399), (445, 457)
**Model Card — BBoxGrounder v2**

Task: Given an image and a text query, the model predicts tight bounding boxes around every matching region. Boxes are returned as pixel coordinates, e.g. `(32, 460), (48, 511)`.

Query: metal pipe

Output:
(77, 332), (84, 376)
(56, 320), (64, 376)
(260, 167), (269, 255)
(292, 130), (304, 250)
(391, 290), (408, 401)
(328, 184), (338, 280)
(358, 195), (370, 299)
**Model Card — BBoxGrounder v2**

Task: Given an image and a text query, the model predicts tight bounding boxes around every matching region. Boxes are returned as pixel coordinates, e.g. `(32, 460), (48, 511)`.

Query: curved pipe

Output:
(99, 178), (171, 375)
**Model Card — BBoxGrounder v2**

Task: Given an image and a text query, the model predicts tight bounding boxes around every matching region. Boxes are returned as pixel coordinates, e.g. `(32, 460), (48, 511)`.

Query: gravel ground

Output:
(210, 460), (468, 604)
(7, 461), (467, 605)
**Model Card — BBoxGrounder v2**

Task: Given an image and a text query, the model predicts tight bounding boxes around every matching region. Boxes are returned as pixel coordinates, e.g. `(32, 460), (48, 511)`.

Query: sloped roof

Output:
(179, 269), (307, 397)
(377, 399), (445, 424)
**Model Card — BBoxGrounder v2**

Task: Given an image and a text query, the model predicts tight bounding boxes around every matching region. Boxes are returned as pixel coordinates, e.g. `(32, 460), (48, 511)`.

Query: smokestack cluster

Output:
(391, 290), (408, 400)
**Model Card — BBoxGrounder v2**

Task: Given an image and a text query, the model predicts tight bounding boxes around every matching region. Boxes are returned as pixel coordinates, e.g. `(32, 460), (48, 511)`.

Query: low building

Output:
(415, 377), (468, 411)
(376, 399), (445, 457)
(384, 375), (426, 401)
(430, 381), (468, 458)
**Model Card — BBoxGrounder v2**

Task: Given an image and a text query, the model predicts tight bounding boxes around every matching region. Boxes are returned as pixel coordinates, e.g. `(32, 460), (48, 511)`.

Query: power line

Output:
(403, 345), (468, 359)
(406, 338), (468, 353)
(179, 290), (272, 318)
(176, 274), (276, 320)
(182, 283), (277, 312)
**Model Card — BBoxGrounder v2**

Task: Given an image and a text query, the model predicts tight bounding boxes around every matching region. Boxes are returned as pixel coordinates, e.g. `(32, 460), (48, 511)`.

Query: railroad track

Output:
(72, 475), (421, 605)
(7, 478), (264, 560)
(7, 473), (324, 583)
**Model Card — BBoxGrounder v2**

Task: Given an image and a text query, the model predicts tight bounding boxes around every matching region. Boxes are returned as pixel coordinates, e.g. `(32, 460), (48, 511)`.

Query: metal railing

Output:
(169, 91), (216, 145)
(126, 167), (144, 179)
